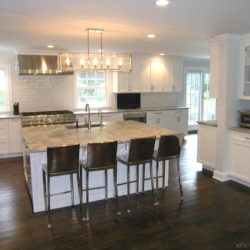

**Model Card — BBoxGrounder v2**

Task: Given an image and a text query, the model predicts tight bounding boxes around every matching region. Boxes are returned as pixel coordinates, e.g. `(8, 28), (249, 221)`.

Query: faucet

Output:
(76, 118), (79, 128)
(85, 103), (91, 130)
(98, 109), (103, 128)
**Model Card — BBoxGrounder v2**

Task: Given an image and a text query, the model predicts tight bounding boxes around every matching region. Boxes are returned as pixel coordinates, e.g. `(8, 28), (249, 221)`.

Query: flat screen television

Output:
(117, 93), (141, 109)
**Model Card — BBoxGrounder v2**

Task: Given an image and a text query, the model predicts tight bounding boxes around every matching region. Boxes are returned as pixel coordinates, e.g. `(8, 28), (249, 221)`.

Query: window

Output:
(185, 69), (216, 130)
(75, 71), (109, 108)
(0, 67), (10, 111)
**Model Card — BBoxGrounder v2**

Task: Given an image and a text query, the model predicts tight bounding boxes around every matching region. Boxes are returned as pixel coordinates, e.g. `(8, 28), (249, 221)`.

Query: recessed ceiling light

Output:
(47, 45), (54, 48)
(98, 49), (103, 52)
(160, 53), (165, 56)
(155, 0), (170, 6)
(147, 34), (156, 38)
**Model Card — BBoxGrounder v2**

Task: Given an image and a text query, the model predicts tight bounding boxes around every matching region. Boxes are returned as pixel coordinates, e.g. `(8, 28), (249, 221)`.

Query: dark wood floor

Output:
(0, 135), (250, 250)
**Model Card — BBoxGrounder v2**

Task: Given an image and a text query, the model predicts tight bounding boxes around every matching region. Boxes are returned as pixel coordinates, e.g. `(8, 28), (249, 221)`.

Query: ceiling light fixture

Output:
(47, 45), (54, 48)
(147, 34), (156, 38)
(59, 28), (131, 72)
(160, 53), (165, 56)
(155, 0), (170, 7)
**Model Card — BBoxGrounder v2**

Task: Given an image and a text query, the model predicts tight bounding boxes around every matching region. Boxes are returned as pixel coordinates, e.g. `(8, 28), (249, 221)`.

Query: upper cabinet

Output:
(239, 40), (250, 99)
(113, 54), (183, 93)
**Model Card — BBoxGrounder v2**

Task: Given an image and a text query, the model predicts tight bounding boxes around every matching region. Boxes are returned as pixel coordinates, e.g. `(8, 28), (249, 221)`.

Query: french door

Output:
(185, 69), (216, 130)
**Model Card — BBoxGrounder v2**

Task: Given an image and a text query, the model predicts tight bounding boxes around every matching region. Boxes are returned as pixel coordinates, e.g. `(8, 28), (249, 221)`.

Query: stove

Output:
(21, 110), (76, 127)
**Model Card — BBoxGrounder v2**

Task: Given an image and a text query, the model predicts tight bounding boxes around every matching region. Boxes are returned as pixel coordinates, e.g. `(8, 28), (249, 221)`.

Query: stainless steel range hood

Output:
(17, 54), (73, 75)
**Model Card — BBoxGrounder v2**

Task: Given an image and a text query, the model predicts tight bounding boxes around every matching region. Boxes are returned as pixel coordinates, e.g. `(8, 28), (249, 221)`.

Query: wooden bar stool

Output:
(150, 135), (183, 204)
(117, 137), (157, 213)
(42, 144), (81, 229)
(80, 141), (119, 221)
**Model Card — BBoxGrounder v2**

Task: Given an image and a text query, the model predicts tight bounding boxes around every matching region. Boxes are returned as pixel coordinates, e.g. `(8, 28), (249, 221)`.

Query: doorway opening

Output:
(185, 69), (216, 131)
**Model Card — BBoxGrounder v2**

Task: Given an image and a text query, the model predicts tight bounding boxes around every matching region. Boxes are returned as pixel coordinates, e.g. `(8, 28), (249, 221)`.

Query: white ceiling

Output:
(0, 0), (250, 58)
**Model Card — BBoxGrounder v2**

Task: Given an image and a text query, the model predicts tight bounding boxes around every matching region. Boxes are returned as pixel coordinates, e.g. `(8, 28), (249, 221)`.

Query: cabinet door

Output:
(117, 72), (130, 92)
(197, 125), (217, 169)
(147, 111), (160, 126)
(9, 118), (23, 154)
(129, 56), (141, 92)
(210, 44), (220, 98)
(171, 57), (183, 92)
(141, 57), (151, 92)
(0, 120), (10, 154)
(230, 136), (250, 182)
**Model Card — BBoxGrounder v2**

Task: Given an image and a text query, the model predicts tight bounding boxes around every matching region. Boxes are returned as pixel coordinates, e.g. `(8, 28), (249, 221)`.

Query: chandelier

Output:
(59, 28), (132, 72)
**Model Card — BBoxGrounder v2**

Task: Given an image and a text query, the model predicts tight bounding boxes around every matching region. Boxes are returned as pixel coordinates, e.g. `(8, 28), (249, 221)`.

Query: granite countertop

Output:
(21, 121), (183, 152)
(74, 106), (189, 115)
(197, 120), (217, 127)
(229, 127), (250, 134)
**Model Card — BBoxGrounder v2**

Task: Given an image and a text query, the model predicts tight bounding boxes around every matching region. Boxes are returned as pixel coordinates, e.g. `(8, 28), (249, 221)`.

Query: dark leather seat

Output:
(80, 141), (119, 221)
(117, 137), (157, 213)
(42, 144), (81, 229)
(151, 135), (183, 204)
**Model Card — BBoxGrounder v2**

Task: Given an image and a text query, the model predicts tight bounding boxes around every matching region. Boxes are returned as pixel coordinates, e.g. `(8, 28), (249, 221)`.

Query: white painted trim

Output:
(213, 170), (230, 182)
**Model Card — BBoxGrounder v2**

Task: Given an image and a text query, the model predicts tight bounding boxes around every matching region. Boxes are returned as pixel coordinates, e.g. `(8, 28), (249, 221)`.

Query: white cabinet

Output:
(209, 42), (221, 98)
(0, 118), (22, 156)
(113, 54), (183, 93)
(165, 109), (188, 135)
(147, 111), (168, 128)
(238, 43), (250, 99)
(229, 131), (250, 183)
(0, 120), (10, 154)
(170, 57), (183, 92)
(9, 118), (23, 154)
(147, 109), (188, 135)
(197, 124), (217, 169)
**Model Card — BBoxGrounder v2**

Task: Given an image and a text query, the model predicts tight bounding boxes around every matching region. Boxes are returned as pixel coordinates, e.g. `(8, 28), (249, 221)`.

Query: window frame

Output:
(0, 64), (12, 112)
(74, 70), (112, 110)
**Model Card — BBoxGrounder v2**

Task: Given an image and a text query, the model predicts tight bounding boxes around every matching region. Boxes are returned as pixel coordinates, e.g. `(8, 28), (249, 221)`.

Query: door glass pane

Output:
(202, 73), (216, 120)
(186, 71), (201, 125)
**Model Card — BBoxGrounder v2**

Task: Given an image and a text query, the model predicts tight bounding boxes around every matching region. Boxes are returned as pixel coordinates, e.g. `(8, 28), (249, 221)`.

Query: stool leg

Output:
(127, 164), (131, 213)
(156, 160), (159, 191)
(77, 167), (83, 218)
(105, 169), (108, 201)
(162, 160), (166, 189)
(47, 176), (52, 228)
(42, 171), (47, 212)
(136, 164), (139, 195)
(70, 173), (74, 207)
(177, 157), (184, 199)
(150, 161), (159, 206)
(142, 163), (145, 193)
(113, 167), (121, 215)
(83, 170), (90, 221)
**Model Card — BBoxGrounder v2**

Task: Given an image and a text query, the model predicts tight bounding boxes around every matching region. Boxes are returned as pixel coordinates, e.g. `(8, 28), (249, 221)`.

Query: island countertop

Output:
(21, 121), (183, 152)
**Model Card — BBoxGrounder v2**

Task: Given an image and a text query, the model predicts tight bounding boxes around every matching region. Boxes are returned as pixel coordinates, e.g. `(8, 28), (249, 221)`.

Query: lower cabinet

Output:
(229, 131), (250, 183)
(197, 124), (217, 169)
(146, 109), (188, 135)
(76, 112), (123, 124)
(0, 118), (22, 156)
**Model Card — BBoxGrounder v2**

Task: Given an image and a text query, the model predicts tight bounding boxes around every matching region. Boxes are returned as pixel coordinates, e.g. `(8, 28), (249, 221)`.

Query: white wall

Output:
(1, 50), (188, 112)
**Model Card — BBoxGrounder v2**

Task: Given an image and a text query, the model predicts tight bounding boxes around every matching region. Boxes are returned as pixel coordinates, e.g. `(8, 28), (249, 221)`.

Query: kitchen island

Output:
(21, 121), (183, 212)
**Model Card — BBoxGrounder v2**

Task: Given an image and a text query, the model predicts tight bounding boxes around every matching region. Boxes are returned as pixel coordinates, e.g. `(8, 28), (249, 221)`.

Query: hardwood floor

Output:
(0, 135), (250, 250)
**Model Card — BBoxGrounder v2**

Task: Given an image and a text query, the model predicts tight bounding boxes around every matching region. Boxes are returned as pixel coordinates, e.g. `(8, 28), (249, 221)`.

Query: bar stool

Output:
(150, 135), (183, 204)
(42, 144), (81, 229)
(117, 137), (157, 213)
(80, 141), (119, 221)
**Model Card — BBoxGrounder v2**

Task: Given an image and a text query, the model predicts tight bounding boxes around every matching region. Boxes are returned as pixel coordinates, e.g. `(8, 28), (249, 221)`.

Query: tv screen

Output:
(117, 93), (141, 109)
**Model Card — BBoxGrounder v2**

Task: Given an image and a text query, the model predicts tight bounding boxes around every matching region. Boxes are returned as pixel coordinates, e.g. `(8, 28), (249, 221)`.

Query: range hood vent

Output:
(17, 54), (74, 75)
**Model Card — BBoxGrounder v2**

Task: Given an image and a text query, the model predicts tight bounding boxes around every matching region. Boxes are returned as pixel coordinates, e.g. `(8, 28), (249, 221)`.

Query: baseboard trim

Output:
(213, 170), (230, 182)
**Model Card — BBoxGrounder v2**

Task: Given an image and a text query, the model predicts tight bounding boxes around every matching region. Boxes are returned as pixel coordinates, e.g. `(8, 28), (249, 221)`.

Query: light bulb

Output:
(80, 58), (85, 67)
(93, 58), (98, 67)
(106, 58), (111, 68)
(65, 57), (71, 66)
(118, 59), (123, 66)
